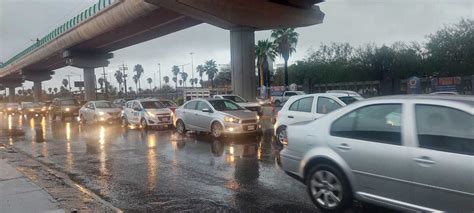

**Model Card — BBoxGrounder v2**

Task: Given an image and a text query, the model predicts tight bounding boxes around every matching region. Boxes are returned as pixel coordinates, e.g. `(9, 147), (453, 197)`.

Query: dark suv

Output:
(50, 98), (81, 121)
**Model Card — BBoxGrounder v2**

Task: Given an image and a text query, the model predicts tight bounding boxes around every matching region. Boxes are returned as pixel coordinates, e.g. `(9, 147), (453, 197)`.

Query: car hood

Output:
(145, 108), (171, 114)
(222, 110), (257, 120)
(237, 102), (261, 107)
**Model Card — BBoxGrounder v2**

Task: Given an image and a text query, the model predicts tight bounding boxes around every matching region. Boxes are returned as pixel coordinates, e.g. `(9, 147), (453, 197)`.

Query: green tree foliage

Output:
(163, 76), (169, 84)
(171, 65), (180, 90)
(133, 64), (144, 90)
(180, 72), (188, 87)
(271, 28), (299, 87)
(204, 60), (218, 88)
(255, 39), (276, 88)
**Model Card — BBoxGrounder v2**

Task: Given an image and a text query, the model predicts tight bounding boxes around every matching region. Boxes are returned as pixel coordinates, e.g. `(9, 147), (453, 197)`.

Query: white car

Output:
(79, 101), (122, 124)
(122, 99), (173, 129)
(274, 93), (362, 144)
(213, 94), (262, 115)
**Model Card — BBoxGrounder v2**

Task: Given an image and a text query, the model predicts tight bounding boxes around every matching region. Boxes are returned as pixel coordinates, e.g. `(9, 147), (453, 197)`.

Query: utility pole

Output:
(102, 67), (108, 99)
(66, 75), (72, 92)
(190, 52), (194, 88)
(120, 63), (128, 97)
(158, 63), (161, 89)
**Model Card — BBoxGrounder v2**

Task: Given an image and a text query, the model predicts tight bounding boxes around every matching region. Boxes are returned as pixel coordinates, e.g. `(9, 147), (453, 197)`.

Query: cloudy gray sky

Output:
(1, 0), (472, 90)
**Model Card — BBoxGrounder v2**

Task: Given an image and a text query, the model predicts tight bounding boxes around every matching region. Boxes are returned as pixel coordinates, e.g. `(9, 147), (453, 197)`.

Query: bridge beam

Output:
(22, 70), (54, 103)
(0, 74), (24, 102)
(230, 28), (256, 101)
(64, 51), (112, 101)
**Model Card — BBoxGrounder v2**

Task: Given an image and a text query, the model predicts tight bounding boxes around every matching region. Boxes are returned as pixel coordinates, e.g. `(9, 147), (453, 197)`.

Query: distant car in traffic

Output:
(175, 99), (260, 138)
(122, 99), (173, 129)
(280, 95), (474, 212)
(274, 93), (363, 144)
(271, 91), (305, 107)
(21, 102), (48, 117)
(4, 102), (21, 115)
(213, 94), (262, 115)
(113, 98), (134, 108)
(79, 101), (122, 124)
(50, 98), (81, 121)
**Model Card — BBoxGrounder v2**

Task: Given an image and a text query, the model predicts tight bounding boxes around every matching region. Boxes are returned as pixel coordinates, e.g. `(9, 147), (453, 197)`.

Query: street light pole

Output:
(190, 52), (194, 88)
(158, 63), (161, 89)
(120, 63), (128, 97)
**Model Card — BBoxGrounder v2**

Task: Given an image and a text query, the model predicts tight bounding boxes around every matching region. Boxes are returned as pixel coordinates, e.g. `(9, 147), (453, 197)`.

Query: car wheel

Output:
(176, 120), (186, 134)
(121, 117), (129, 127)
(211, 122), (224, 138)
(276, 126), (287, 144)
(140, 119), (148, 130)
(274, 100), (281, 107)
(306, 164), (352, 212)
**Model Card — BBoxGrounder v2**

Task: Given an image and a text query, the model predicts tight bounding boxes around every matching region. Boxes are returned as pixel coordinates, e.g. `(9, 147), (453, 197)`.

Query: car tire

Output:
(140, 119), (148, 130)
(306, 164), (352, 212)
(276, 126), (287, 144)
(211, 122), (224, 138)
(121, 117), (129, 127)
(274, 100), (281, 107)
(80, 115), (86, 124)
(176, 119), (186, 134)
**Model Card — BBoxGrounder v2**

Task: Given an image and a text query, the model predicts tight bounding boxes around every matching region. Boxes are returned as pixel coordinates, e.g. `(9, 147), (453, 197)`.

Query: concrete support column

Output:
(230, 28), (256, 101)
(8, 87), (15, 102)
(83, 68), (97, 101)
(33, 81), (42, 103)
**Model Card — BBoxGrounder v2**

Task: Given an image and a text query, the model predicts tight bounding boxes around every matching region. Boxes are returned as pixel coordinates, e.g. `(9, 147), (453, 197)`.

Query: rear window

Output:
(338, 96), (358, 105)
(141, 101), (164, 109)
(160, 101), (177, 107)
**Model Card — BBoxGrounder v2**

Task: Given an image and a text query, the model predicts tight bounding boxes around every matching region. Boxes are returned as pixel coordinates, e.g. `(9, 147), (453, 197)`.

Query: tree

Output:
(48, 88), (52, 94)
(204, 60), (218, 88)
(255, 39), (276, 89)
(189, 78), (195, 87)
(172, 76), (177, 88)
(180, 72), (188, 87)
(98, 77), (105, 92)
(133, 75), (139, 92)
(194, 78), (198, 86)
(163, 76), (170, 84)
(196, 65), (205, 86)
(171, 65), (180, 90)
(114, 70), (124, 91)
(271, 28), (299, 88)
(147, 77), (153, 89)
(62, 79), (69, 91)
(53, 87), (58, 94)
(133, 64), (144, 91)
(179, 79), (183, 87)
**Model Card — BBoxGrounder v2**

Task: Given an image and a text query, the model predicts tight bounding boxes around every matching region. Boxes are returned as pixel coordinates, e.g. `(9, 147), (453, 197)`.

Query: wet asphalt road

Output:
(0, 113), (393, 212)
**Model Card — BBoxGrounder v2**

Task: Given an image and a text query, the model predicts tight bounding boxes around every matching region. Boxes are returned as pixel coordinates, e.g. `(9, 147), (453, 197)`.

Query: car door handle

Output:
(337, 143), (351, 151)
(288, 116), (294, 118)
(414, 156), (435, 165)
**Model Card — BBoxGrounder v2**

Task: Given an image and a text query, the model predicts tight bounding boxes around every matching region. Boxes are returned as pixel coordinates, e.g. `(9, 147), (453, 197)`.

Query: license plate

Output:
(247, 125), (255, 131)
(161, 118), (168, 122)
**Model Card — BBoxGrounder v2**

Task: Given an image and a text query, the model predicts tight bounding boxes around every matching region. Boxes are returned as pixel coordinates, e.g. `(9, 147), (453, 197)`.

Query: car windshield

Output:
(24, 103), (44, 108)
(141, 101), (165, 109)
(222, 95), (246, 103)
(338, 96), (358, 105)
(160, 101), (177, 107)
(209, 100), (244, 111)
(60, 99), (78, 105)
(95, 102), (115, 108)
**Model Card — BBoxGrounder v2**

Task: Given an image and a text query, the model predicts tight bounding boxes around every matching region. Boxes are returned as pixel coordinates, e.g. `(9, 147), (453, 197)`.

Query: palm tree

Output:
(171, 65), (180, 90)
(62, 79), (69, 91)
(189, 78), (194, 87)
(133, 64), (144, 90)
(194, 78), (198, 86)
(48, 88), (52, 94)
(196, 65), (205, 86)
(180, 72), (188, 87)
(147, 77), (153, 89)
(172, 76), (177, 88)
(98, 77), (105, 92)
(204, 60), (218, 88)
(53, 87), (58, 94)
(163, 76), (170, 84)
(255, 39), (277, 89)
(179, 79), (183, 87)
(133, 75), (139, 92)
(271, 28), (299, 88)
(114, 70), (124, 91)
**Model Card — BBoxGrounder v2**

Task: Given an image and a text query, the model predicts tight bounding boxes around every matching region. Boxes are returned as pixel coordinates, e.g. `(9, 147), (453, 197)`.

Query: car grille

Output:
(158, 116), (171, 122)
(245, 107), (260, 111)
(241, 119), (257, 124)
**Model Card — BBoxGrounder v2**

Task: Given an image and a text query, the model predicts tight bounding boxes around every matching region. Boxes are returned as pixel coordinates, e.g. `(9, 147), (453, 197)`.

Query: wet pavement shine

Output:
(0, 114), (320, 212)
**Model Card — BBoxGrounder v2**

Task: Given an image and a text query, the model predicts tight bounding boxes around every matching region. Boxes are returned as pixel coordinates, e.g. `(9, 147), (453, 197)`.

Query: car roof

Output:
(364, 95), (474, 106)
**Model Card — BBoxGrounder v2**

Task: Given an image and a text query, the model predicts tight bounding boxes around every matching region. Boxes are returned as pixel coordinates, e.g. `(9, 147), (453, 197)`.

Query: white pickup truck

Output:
(270, 91), (305, 107)
(213, 94), (262, 115)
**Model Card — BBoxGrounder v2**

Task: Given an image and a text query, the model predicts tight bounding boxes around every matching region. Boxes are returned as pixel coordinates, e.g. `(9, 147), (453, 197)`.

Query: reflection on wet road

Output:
(1, 114), (319, 212)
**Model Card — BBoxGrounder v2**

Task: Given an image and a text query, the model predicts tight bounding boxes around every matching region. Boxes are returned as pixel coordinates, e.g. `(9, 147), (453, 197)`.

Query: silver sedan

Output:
(79, 101), (122, 124)
(280, 95), (474, 212)
(175, 99), (260, 138)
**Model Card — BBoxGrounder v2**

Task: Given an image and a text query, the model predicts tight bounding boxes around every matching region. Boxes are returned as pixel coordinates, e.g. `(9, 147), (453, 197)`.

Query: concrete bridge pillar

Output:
(33, 81), (42, 103)
(63, 50), (112, 101)
(8, 87), (15, 102)
(230, 27), (256, 101)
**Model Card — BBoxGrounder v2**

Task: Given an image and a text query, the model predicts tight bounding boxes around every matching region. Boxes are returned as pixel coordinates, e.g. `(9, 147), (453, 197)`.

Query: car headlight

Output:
(146, 111), (154, 117)
(65, 108), (70, 112)
(29, 109), (34, 112)
(7, 108), (12, 111)
(224, 116), (240, 123)
(257, 115), (260, 121)
(98, 111), (105, 116)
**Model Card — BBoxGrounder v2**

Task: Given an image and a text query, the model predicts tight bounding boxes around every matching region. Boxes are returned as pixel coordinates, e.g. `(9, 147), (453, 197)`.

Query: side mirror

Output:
(202, 108), (212, 113)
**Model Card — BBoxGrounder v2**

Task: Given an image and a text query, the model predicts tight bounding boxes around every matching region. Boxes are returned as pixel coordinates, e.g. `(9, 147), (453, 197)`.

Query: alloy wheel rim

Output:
(310, 170), (343, 209)
(177, 121), (184, 133)
(141, 120), (147, 128)
(212, 123), (222, 137)
(278, 128), (286, 143)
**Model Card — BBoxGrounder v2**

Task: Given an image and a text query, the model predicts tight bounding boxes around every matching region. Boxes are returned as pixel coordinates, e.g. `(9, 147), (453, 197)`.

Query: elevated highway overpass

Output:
(0, 0), (324, 102)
